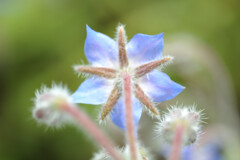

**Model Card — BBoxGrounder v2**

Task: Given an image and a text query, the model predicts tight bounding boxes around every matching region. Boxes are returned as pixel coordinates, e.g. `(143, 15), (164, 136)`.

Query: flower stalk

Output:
(168, 125), (184, 160)
(123, 73), (137, 160)
(61, 103), (123, 160)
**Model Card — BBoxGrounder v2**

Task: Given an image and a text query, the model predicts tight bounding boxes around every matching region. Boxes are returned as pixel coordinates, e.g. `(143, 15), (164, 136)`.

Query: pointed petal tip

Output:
(178, 84), (186, 90)
(84, 25), (118, 66)
(86, 25), (96, 35)
(173, 82), (185, 92)
(173, 84), (185, 97)
(86, 24), (90, 30)
(140, 71), (185, 102)
(158, 32), (164, 38)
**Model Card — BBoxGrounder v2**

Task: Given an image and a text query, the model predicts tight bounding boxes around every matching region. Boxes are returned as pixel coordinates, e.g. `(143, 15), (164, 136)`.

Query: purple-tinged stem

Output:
(61, 104), (122, 160)
(123, 73), (137, 160)
(168, 125), (184, 160)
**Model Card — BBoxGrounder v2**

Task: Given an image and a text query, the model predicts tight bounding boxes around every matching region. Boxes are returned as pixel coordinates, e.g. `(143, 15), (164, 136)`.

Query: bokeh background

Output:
(0, 0), (239, 159)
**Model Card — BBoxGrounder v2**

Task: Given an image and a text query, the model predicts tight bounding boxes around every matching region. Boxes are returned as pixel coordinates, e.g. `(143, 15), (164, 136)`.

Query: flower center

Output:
(116, 66), (136, 82)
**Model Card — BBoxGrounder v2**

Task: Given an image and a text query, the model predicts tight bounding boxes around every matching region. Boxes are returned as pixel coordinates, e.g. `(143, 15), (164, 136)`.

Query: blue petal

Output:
(127, 33), (164, 65)
(72, 77), (113, 105)
(181, 146), (194, 160)
(84, 25), (118, 67)
(204, 143), (223, 160)
(140, 70), (185, 102)
(110, 97), (142, 130)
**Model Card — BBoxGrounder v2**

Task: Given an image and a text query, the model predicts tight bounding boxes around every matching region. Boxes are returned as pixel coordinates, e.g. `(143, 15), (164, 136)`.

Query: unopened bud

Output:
(155, 106), (203, 145)
(32, 84), (73, 127)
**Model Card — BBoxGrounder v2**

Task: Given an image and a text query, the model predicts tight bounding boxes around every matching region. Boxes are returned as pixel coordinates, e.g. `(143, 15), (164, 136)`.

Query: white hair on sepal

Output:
(115, 23), (128, 43)
(97, 105), (111, 126)
(72, 64), (92, 79)
(142, 103), (161, 120)
(72, 59), (87, 73)
(98, 116), (111, 127)
(157, 55), (174, 71)
(138, 94), (161, 120)
(79, 72), (91, 79)
(91, 149), (112, 160)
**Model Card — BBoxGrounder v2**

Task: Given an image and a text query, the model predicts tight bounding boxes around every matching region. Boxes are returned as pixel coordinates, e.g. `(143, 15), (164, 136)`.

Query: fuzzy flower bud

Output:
(155, 106), (202, 145)
(32, 84), (73, 127)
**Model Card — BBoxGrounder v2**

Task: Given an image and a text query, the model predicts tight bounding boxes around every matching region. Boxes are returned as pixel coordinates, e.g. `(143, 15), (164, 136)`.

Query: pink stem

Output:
(61, 104), (122, 160)
(168, 125), (184, 160)
(123, 73), (137, 160)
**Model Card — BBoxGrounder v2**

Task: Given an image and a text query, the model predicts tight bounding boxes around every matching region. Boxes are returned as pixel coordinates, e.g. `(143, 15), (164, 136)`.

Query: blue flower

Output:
(72, 25), (184, 130)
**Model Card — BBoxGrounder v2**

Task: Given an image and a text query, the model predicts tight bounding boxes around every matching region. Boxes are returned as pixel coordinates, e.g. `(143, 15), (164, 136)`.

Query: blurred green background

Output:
(0, 0), (239, 159)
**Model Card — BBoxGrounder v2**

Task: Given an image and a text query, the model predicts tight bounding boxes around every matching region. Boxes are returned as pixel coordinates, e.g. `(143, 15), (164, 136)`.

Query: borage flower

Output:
(72, 25), (184, 130)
